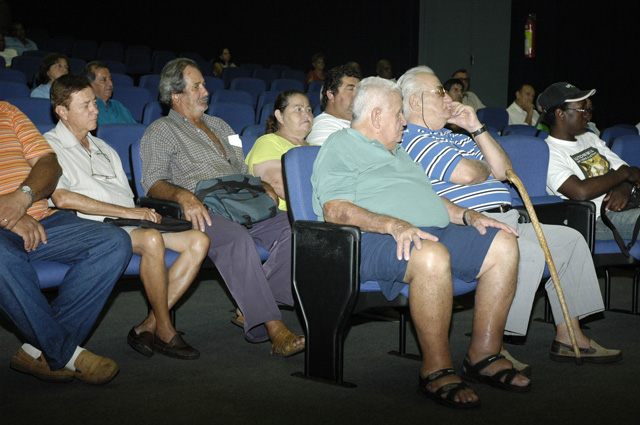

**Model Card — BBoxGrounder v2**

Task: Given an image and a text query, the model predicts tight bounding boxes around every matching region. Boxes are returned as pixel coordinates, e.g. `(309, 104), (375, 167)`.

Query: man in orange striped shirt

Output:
(0, 101), (132, 385)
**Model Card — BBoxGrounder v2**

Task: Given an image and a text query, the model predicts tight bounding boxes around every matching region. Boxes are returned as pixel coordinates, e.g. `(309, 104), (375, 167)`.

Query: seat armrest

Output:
(292, 220), (364, 382)
(292, 220), (362, 325)
(137, 197), (184, 219)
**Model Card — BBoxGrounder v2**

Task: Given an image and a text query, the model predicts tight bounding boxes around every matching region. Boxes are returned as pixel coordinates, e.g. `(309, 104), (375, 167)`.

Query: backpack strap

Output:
(600, 202), (640, 257)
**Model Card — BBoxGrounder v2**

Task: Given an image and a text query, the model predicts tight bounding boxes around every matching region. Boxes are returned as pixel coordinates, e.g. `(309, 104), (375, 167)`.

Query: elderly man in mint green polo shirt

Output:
(311, 77), (529, 409)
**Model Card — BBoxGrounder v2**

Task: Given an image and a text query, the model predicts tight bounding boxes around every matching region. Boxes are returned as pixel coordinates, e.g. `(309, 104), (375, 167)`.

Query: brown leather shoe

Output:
(10, 348), (74, 383)
(73, 350), (119, 385)
(550, 339), (622, 363)
(151, 333), (200, 360)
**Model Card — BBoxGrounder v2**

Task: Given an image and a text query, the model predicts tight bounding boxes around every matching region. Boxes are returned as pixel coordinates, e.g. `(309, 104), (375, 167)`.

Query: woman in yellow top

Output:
(245, 90), (313, 211)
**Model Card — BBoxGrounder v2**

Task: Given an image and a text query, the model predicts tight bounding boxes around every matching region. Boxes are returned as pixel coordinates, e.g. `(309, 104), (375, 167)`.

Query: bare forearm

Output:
(323, 200), (406, 235)
(147, 180), (192, 203)
(472, 132), (512, 180)
(441, 197), (467, 225)
(24, 154), (62, 202)
(558, 168), (632, 201)
(51, 189), (130, 217)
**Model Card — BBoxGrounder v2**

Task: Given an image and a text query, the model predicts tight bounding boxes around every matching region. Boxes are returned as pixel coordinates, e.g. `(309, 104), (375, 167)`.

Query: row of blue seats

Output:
(5, 51), (311, 91)
(477, 107), (639, 147)
(2, 79), (323, 135)
(15, 33), (299, 81)
(0, 93), (319, 139)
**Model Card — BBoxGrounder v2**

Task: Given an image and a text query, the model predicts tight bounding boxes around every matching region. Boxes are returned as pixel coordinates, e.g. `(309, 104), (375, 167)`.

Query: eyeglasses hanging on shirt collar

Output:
(86, 136), (116, 179)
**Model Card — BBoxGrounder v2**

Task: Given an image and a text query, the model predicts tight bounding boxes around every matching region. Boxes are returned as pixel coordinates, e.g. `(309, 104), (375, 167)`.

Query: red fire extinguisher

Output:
(525, 13), (536, 58)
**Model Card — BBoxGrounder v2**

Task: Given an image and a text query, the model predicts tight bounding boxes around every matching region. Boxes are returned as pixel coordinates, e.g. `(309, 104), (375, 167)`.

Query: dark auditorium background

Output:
(5, 0), (639, 130)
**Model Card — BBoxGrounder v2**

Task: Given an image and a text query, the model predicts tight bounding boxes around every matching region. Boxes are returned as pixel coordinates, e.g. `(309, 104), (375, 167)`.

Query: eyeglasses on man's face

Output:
(565, 107), (594, 115)
(426, 86), (448, 98)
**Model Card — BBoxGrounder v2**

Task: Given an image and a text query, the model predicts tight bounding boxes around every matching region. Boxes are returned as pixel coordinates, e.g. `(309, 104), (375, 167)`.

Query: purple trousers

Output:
(204, 211), (293, 342)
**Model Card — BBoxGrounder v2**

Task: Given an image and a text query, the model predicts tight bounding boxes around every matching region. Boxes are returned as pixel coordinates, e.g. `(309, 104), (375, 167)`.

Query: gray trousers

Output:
(484, 210), (604, 336)
(204, 211), (293, 343)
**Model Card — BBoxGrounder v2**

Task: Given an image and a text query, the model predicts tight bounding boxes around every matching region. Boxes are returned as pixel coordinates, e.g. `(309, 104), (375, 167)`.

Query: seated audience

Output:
(312, 76), (529, 409)
(540, 82), (640, 241)
(443, 78), (464, 103)
(0, 33), (17, 67)
(79, 61), (137, 125)
(46, 74), (209, 360)
(398, 67), (620, 371)
(5, 22), (37, 55)
(585, 97), (600, 136)
(0, 100), (132, 385)
(506, 84), (539, 126)
(451, 69), (485, 111)
(306, 64), (361, 145)
(212, 47), (236, 78)
(31, 53), (69, 99)
(376, 59), (395, 81)
(347, 61), (361, 74)
(307, 53), (326, 84)
(246, 90), (312, 210)
(140, 58), (304, 357)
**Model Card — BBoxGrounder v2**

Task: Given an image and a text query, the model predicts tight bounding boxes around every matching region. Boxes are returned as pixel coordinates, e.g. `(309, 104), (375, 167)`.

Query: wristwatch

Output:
(19, 185), (34, 208)
(470, 123), (488, 138)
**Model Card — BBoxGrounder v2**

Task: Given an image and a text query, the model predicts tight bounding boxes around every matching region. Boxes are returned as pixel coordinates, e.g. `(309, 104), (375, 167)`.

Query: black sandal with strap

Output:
(417, 368), (481, 409)
(462, 354), (531, 393)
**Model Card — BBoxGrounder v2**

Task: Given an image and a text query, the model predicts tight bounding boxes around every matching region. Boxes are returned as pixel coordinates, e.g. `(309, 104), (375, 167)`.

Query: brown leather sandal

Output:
(270, 329), (305, 357)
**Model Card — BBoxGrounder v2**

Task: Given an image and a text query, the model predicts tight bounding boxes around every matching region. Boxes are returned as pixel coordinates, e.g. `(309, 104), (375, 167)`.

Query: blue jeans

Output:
(0, 211), (132, 369)
(596, 208), (640, 241)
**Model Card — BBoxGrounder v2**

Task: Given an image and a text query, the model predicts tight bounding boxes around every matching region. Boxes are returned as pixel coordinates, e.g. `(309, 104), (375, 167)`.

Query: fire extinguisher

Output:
(525, 13), (536, 58)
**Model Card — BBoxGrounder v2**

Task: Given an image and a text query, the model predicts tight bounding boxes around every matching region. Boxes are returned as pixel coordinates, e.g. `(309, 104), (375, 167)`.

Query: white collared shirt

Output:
(45, 121), (135, 222)
(506, 101), (539, 126)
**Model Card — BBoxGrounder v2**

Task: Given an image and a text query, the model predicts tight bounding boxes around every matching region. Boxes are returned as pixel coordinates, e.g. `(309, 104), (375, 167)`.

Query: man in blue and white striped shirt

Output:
(398, 66), (620, 368)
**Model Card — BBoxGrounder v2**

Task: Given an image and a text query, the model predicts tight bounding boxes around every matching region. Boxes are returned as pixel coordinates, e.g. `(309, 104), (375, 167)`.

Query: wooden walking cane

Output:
(505, 169), (583, 364)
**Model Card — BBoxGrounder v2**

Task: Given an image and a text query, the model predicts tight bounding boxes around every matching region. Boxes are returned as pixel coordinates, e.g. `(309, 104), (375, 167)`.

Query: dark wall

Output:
(509, 1), (639, 129)
(11, 0), (636, 130)
(8, 0), (419, 79)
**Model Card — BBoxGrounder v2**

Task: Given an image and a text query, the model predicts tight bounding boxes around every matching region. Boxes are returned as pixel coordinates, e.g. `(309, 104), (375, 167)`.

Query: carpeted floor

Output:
(1, 268), (638, 425)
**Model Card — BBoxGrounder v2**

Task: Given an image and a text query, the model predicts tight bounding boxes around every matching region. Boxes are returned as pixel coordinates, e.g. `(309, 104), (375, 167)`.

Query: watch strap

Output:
(470, 123), (488, 138)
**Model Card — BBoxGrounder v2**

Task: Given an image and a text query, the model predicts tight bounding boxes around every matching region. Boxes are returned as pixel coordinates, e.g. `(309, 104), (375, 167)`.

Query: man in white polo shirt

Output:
(306, 64), (361, 145)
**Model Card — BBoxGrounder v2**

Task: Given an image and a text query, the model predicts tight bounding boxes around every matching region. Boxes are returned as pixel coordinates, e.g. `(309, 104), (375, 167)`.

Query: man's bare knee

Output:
(485, 230), (519, 268)
(404, 241), (450, 284)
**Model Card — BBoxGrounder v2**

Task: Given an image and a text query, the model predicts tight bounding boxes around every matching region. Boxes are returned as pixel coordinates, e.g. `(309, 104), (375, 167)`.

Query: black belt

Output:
(486, 204), (512, 213)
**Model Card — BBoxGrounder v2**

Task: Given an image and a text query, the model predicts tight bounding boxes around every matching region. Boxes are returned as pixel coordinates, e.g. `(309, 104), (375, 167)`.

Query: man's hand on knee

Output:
(391, 221), (438, 261)
(11, 215), (47, 252)
(177, 192), (211, 232)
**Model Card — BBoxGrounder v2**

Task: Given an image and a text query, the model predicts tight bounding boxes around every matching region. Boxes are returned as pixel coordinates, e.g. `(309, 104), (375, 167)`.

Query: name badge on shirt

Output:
(228, 135), (243, 148)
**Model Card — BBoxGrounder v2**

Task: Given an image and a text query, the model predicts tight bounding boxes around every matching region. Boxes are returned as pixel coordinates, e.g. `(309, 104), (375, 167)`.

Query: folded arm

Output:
(557, 166), (639, 202)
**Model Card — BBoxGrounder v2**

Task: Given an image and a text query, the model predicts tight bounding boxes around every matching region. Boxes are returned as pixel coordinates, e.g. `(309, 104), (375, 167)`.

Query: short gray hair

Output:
(159, 58), (199, 106)
(397, 66), (435, 117)
(351, 77), (402, 126)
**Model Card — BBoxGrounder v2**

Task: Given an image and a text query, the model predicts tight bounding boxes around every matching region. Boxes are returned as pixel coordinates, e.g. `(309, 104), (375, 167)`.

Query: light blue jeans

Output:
(0, 211), (132, 369)
(596, 208), (640, 241)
